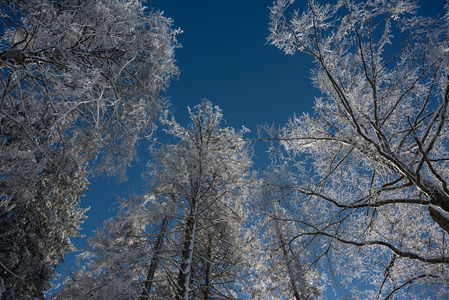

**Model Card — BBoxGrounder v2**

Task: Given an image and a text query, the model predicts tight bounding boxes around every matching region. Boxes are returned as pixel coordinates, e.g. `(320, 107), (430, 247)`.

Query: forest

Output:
(1, 0), (449, 299)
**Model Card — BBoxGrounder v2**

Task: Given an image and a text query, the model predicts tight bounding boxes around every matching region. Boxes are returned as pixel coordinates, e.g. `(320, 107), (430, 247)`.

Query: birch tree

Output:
(0, 0), (179, 298)
(267, 0), (449, 298)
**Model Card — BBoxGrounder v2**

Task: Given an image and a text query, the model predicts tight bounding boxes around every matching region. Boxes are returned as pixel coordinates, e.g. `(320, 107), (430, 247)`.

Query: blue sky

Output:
(59, 0), (448, 294)
(155, 0), (316, 126)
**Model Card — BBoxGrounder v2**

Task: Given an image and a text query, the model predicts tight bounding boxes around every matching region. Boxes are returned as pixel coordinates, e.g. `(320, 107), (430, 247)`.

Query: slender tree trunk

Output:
(203, 234), (212, 300)
(177, 197), (199, 300)
(140, 216), (169, 299)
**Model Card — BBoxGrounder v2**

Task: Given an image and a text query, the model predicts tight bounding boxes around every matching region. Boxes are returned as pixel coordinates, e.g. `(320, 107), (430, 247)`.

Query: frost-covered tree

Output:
(257, 165), (324, 300)
(0, 0), (179, 298)
(54, 100), (256, 299)
(150, 100), (254, 299)
(267, 0), (449, 298)
(52, 193), (177, 299)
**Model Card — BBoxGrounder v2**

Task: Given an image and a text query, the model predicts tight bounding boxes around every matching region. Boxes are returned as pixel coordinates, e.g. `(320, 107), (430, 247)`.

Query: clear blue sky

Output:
(58, 0), (448, 293)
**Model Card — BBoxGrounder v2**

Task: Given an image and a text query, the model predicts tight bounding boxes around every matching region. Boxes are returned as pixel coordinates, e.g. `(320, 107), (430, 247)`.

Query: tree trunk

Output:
(140, 216), (169, 299)
(203, 234), (212, 300)
(177, 197), (198, 300)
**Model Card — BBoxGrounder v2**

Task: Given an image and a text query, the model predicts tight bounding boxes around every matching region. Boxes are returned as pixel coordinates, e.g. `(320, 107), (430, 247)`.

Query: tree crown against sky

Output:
(264, 0), (449, 298)
(147, 100), (255, 299)
(0, 0), (179, 298)
(53, 100), (260, 299)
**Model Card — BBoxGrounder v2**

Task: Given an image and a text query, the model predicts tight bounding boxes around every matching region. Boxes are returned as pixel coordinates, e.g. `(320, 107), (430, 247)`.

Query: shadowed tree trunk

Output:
(140, 216), (169, 299)
(203, 234), (213, 300)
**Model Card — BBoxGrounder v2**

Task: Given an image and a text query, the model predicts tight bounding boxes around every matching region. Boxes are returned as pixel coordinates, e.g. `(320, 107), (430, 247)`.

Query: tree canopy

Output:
(53, 100), (258, 299)
(2, 0), (449, 299)
(0, 0), (178, 298)
(265, 0), (449, 298)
